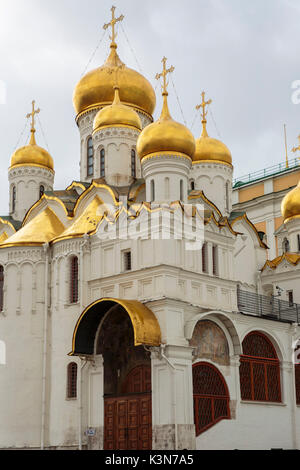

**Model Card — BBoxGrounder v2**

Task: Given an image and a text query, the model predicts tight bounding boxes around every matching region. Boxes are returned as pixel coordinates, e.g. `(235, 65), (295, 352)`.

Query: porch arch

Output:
(69, 298), (161, 356)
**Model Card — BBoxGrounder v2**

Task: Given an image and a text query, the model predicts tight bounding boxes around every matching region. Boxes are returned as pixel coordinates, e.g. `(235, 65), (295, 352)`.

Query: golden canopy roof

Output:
(73, 44), (156, 119)
(136, 92), (195, 160)
(10, 129), (54, 171)
(193, 120), (232, 165)
(93, 86), (142, 133)
(281, 180), (300, 223)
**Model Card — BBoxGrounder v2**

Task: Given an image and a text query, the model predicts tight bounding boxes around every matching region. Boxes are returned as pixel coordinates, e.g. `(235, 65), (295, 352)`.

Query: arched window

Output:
(0, 266), (4, 312)
(67, 362), (78, 398)
(150, 180), (155, 202)
(239, 331), (281, 402)
(190, 181), (195, 191)
(100, 148), (105, 178)
(39, 185), (45, 199)
(202, 243), (208, 273)
(12, 186), (16, 213)
(131, 149), (136, 178)
(87, 137), (94, 177)
(70, 257), (79, 304)
(283, 237), (290, 253)
(193, 362), (230, 435)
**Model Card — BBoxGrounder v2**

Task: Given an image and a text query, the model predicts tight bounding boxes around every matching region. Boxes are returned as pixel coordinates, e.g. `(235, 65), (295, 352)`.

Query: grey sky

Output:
(0, 0), (299, 215)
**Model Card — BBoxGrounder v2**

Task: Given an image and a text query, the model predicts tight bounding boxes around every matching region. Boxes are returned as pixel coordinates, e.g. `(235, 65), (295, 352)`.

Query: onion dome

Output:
(193, 119), (232, 165)
(73, 43), (156, 119)
(281, 180), (300, 223)
(10, 126), (54, 172)
(93, 86), (142, 133)
(137, 89), (195, 160)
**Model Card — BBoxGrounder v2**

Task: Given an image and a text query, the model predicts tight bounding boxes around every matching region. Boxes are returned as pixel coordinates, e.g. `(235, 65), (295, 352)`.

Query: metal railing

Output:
(233, 157), (300, 188)
(237, 288), (300, 324)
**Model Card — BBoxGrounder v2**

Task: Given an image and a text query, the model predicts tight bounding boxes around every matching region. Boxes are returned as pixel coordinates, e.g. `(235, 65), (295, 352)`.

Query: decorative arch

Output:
(69, 298), (161, 356)
(193, 362), (230, 435)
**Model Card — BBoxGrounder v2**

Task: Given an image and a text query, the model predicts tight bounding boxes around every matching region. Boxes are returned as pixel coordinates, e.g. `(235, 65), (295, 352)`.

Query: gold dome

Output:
(10, 130), (54, 171)
(73, 44), (156, 119)
(193, 121), (232, 165)
(93, 86), (142, 133)
(281, 180), (300, 222)
(137, 93), (195, 160)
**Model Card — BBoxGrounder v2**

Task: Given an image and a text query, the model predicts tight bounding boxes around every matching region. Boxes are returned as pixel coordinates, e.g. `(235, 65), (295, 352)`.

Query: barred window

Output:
(87, 137), (94, 176)
(0, 266), (3, 312)
(131, 149), (136, 178)
(295, 364), (300, 405)
(123, 251), (132, 272)
(67, 362), (78, 399)
(240, 331), (281, 403)
(193, 362), (230, 435)
(70, 257), (79, 304)
(100, 148), (105, 178)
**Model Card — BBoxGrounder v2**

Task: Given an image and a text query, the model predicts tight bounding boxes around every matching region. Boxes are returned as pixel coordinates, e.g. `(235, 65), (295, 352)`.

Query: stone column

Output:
(151, 344), (196, 450)
(87, 355), (104, 450)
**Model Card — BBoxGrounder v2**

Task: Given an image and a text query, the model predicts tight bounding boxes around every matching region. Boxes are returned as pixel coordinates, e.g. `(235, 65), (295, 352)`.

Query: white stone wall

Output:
(8, 166), (54, 221)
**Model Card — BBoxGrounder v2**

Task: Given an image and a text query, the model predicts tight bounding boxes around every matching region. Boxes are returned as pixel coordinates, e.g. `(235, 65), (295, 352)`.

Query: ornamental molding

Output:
(93, 127), (140, 141)
(9, 166), (54, 180)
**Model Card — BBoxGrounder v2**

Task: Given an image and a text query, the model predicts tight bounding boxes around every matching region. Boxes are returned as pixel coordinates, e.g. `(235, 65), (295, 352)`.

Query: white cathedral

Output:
(1, 7), (300, 451)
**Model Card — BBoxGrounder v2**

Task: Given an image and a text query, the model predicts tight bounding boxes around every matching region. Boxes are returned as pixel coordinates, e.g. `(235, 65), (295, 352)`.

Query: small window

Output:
(202, 243), (208, 274)
(70, 257), (79, 304)
(87, 137), (94, 177)
(212, 245), (218, 276)
(39, 185), (45, 199)
(123, 251), (132, 272)
(191, 181), (195, 191)
(180, 180), (184, 201)
(297, 234), (300, 252)
(12, 186), (16, 213)
(283, 237), (290, 253)
(100, 148), (105, 178)
(150, 180), (155, 202)
(0, 266), (3, 312)
(287, 290), (294, 307)
(131, 149), (136, 178)
(67, 362), (78, 399)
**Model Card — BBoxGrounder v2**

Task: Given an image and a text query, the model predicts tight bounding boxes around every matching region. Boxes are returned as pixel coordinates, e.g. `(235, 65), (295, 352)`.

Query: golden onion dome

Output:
(93, 86), (142, 133)
(73, 44), (156, 119)
(10, 129), (54, 171)
(193, 120), (232, 165)
(137, 93), (195, 160)
(281, 181), (300, 223)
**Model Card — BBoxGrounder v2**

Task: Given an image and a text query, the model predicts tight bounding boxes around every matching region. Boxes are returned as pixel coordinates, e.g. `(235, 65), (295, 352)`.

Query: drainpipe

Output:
(78, 357), (88, 450)
(41, 242), (49, 450)
(160, 345), (178, 450)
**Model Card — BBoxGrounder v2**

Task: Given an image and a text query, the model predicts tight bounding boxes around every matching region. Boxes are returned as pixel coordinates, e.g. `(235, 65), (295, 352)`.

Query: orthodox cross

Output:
(196, 92), (212, 122)
(292, 135), (300, 153)
(26, 100), (40, 132)
(155, 57), (175, 95)
(103, 6), (124, 45)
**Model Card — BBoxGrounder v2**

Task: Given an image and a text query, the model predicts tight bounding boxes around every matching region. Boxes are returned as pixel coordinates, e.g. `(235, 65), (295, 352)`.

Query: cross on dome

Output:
(196, 91), (212, 123)
(103, 6), (124, 48)
(155, 57), (175, 96)
(26, 100), (40, 145)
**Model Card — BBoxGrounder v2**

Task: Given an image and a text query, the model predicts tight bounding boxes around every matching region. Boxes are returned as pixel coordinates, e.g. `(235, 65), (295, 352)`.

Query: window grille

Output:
(87, 138), (94, 176)
(100, 148), (105, 178)
(0, 266), (3, 312)
(239, 331), (281, 402)
(131, 149), (136, 178)
(67, 362), (78, 399)
(193, 362), (230, 435)
(123, 251), (132, 272)
(70, 257), (79, 304)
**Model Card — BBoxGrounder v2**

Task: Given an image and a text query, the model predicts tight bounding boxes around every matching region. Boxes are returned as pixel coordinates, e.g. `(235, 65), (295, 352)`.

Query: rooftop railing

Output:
(233, 157), (300, 188)
(237, 288), (300, 324)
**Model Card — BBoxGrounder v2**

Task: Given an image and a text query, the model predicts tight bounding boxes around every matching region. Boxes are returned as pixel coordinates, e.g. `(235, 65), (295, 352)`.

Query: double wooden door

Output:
(104, 365), (152, 450)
